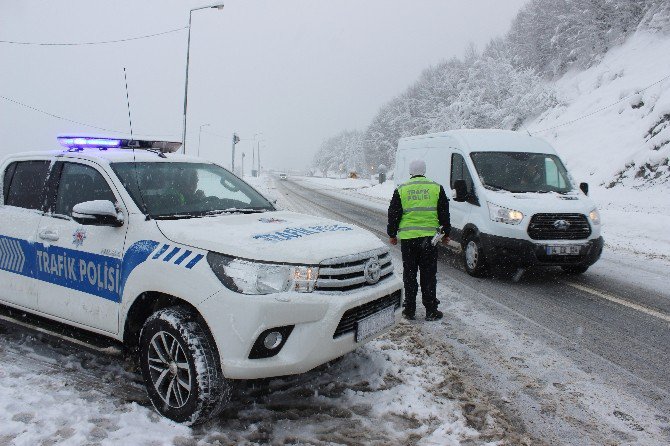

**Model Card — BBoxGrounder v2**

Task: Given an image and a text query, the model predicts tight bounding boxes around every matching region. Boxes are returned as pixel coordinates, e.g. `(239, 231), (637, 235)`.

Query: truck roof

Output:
(399, 129), (556, 154)
(1, 148), (210, 166)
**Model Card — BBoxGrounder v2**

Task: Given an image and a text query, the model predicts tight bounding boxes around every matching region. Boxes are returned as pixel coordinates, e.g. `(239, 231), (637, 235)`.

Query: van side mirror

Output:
(72, 200), (124, 227)
(453, 180), (467, 202)
(579, 182), (589, 196)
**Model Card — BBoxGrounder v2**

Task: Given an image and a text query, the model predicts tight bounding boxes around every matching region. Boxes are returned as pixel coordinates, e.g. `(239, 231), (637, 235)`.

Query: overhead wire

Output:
(532, 72), (670, 134)
(0, 26), (187, 46)
(0, 94), (181, 138)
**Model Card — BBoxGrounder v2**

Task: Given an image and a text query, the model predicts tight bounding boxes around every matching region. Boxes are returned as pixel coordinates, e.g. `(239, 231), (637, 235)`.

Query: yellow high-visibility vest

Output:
(397, 177), (440, 240)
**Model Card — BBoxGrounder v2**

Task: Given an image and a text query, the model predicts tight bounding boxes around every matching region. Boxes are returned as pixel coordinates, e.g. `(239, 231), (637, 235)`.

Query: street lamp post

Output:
(197, 123), (210, 157)
(253, 132), (263, 177)
(181, 3), (225, 155)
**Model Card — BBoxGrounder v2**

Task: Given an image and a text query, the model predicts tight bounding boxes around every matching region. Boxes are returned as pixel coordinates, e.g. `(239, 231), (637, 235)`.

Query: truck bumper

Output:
(198, 275), (403, 380)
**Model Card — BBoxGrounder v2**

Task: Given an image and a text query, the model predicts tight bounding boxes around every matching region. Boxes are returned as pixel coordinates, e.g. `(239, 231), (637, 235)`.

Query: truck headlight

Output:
(487, 202), (524, 225)
(207, 252), (318, 294)
(588, 208), (601, 225)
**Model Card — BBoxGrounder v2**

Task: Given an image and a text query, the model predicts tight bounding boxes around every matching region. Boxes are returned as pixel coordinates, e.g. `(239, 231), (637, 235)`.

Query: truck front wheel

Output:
(139, 306), (230, 425)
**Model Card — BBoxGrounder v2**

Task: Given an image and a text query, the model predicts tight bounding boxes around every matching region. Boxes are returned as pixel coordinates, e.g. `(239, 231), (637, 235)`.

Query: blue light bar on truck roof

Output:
(57, 136), (182, 153)
(58, 137), (121, 148)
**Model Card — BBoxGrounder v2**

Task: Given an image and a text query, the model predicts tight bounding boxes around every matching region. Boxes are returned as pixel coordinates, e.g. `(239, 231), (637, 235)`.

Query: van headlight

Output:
(588, 208), (601, 225)
(207, 252), (318, 294)
(487, 202), (524, 225)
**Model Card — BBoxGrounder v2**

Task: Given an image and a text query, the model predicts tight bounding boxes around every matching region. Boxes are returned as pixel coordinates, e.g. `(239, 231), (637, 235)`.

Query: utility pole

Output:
(252, 147), (255, 176)
(231, 132), (240, 172)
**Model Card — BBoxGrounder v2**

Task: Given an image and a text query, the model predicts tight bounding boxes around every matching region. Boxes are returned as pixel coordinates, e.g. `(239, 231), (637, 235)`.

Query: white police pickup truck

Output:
(0, 136), (401, 424)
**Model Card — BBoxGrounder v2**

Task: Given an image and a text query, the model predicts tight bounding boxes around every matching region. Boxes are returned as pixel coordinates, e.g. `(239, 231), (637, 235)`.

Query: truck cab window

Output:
(5, 160), (50, 210)
(55, 163), (116, 217)
(3, 162), (17, 203)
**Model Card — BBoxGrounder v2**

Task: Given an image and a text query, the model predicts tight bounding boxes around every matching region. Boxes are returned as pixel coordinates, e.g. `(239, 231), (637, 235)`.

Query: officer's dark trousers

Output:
(400, 236), (439, 314)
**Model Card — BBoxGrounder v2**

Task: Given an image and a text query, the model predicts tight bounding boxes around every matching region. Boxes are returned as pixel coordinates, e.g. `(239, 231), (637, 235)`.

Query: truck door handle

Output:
(39, 229), (59, 241)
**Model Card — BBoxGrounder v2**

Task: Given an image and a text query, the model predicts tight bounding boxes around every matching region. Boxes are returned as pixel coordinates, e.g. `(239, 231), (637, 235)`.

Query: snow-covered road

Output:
(0, 298), (513, 445)
(1, 173), (668, 446)
(269, 175), (670, 445)
(0, 172), (521, 446)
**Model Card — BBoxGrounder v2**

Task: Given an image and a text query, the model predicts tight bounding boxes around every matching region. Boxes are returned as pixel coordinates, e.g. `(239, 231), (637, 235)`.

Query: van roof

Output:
(399, 129), (556, 154)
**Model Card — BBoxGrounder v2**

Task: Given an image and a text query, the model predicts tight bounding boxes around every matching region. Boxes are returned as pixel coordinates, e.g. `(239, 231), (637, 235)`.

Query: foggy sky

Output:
(1, 0), (528, 172)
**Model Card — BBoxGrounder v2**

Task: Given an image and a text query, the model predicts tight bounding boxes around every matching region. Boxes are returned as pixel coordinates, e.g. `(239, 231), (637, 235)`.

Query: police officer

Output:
(387, 159), (450, 321)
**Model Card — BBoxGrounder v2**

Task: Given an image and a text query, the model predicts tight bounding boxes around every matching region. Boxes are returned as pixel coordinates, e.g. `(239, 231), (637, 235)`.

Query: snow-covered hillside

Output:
(529, 31), (670, 190)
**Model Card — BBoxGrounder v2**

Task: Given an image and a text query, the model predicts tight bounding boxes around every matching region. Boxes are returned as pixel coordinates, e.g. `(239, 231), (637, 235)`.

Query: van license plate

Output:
(356, 306), (395, 343)
(546, 245), (581, 255)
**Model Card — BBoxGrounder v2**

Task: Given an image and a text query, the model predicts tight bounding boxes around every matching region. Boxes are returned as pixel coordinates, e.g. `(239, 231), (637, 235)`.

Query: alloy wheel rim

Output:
(466, 241), (479, 270)
(147, 331), (192, 409)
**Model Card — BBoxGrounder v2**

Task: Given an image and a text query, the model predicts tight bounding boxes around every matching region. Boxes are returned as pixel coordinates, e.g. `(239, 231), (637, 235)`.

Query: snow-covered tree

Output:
(313, 0), (666, 172)
(313, 130), (366, 176)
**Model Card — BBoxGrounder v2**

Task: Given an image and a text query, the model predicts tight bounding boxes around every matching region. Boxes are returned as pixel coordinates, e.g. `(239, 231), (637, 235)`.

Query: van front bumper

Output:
(480, 234), (604, 268)
(198, 275), (403, 379)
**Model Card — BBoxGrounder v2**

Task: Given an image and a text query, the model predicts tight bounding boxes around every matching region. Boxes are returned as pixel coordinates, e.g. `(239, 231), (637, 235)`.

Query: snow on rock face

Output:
(528, 32), (670, 190)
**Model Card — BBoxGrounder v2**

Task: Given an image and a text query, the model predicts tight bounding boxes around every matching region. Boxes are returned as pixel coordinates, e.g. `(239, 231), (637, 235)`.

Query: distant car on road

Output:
(279, 173), (288, 180)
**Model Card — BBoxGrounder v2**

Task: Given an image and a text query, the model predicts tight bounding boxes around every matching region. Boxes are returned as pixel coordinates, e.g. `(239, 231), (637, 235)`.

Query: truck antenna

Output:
(123, 67), (134, 139)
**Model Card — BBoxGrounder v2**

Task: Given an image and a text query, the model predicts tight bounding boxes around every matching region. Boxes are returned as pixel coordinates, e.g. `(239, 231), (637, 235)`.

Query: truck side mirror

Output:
(72, 200), (124, 227)
(579, 182), (589, 196)
(453, 180), (467, 202)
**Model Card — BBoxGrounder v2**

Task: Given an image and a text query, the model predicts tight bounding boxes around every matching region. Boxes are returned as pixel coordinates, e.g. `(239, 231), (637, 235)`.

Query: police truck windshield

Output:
(111, 162), (274, 218)
(470, 152), (573, 194)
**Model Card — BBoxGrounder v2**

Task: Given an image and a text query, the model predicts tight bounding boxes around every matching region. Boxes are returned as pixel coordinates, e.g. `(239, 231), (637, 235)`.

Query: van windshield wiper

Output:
(483, 184), (507, 191)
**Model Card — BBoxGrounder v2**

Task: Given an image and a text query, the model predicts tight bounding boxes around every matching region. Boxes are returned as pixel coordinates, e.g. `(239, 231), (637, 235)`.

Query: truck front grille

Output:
(316, 248), (393, 292)
(527, 213), (591, 240)
(333, 290), (402, 338)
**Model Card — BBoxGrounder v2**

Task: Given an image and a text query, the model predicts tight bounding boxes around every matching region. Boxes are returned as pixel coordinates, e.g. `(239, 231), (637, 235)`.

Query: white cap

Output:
(409, 159), (426, 176)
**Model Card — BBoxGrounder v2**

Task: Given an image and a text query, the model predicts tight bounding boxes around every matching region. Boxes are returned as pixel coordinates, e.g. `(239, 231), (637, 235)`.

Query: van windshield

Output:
(111, 162), (275, 219)
(470, 152), (573, 194)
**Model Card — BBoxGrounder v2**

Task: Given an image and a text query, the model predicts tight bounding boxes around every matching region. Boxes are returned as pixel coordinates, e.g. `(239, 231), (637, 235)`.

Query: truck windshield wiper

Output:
(153, 208), (268, 219)
(153, 213), (202, 220)
(206, 208), (268, 215)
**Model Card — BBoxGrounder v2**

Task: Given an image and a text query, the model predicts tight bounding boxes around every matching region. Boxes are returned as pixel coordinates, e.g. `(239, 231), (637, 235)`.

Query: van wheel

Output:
(463, 234), (487, 277)
(139, 307), (230, 425)
(561, 265), (589, 275)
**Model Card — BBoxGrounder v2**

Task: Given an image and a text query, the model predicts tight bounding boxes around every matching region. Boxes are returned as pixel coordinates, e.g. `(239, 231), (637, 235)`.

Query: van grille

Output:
(316, 248), (393, 292)
(527, 213), (591, 240)
(333, 290), (402, 338)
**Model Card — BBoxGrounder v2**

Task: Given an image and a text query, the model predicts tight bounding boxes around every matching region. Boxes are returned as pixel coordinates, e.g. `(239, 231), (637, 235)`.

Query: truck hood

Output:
(155, 211), (385, 264)
(484, 190), (597, 215)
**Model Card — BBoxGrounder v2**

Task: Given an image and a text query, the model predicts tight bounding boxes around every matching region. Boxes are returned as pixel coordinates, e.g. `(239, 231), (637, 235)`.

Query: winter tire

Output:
(139, 306), (230, 425)
(561, 265), (589, 275)
(463, 234), (487, 277)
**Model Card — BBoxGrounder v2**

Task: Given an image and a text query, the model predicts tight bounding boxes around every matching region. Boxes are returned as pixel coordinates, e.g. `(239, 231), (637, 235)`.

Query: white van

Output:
(395, 129), (603, 276)
(0, 136), (402, 424)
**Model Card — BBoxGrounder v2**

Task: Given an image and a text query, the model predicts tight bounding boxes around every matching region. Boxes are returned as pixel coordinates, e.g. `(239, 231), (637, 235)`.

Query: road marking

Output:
(566, 282), (670, 323)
